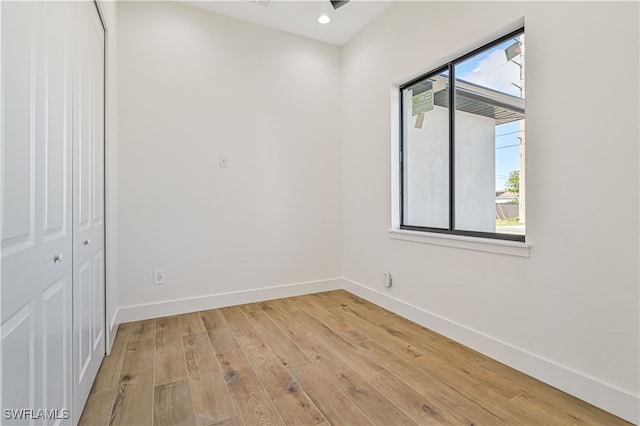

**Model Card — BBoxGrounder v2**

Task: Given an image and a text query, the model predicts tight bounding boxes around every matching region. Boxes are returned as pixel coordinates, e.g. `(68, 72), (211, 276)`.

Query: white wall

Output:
(404, 103), (496, 231)
(342, 1), (639, 422)
(455, 110), (496, 233)
(405, 105), (450, 228)
(117, 2), (342, 318)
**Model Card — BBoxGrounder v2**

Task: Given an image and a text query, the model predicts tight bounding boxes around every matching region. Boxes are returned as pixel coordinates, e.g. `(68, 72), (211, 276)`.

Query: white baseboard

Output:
(341, 278), (639, 425)
(116, 278), (343, 324)
(106, 308), (119, 355)
(110, 308), (119, 332)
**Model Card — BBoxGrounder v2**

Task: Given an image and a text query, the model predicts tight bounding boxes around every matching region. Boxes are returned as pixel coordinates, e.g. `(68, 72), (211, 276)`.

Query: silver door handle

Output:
(83, 240), (90, 246)
(53, 253), (63, 263)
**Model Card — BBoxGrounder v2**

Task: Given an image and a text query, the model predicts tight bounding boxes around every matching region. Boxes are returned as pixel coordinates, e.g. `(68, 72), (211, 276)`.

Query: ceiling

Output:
(181, 0), (393, 46)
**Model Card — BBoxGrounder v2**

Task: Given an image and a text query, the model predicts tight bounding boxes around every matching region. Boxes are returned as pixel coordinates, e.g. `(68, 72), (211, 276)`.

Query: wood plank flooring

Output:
(79, 290), (630, 425)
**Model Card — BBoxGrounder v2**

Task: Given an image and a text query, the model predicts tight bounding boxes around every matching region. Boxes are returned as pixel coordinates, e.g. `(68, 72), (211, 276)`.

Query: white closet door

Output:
(72, 1), (105, 418)
(1, 1), (73, 424)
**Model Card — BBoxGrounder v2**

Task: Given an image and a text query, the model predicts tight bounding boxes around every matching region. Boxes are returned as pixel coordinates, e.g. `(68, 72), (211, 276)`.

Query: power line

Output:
(496, 143), (524, 150)
(496, 129), (524, 138)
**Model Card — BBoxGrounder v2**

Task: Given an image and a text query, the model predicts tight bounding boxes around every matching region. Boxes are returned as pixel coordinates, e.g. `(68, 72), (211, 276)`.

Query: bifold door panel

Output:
(1, 2), (105, 424)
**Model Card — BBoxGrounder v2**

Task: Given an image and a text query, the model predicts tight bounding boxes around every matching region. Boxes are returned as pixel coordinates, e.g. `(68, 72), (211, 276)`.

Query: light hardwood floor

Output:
(79, 290), (630, 425)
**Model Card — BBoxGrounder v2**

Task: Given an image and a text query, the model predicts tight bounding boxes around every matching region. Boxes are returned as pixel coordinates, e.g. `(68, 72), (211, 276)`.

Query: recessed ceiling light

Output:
(318, 14), (331, 24)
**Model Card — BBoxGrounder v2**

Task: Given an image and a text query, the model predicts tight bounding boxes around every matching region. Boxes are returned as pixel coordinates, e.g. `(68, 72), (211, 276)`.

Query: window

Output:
(400, 28), (525, 242)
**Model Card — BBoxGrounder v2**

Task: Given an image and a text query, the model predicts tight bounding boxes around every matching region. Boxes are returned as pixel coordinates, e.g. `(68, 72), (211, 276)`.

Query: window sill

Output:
(389, 229), (531, 257)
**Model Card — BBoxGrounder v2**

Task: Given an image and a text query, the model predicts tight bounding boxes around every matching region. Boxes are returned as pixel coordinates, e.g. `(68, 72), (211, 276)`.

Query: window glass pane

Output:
(453, 33), (525, 236)
(402, 71), (450, 229)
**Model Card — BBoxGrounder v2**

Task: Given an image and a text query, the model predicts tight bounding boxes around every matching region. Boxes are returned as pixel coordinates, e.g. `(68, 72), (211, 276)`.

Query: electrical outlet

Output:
(383, 265), (392, 288)
(219, 155), (229, 168)
(153, 269), (166, 285)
